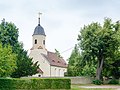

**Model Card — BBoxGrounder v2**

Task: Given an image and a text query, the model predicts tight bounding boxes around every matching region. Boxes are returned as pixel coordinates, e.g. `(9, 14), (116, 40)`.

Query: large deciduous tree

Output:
(78, 18), (120, 80)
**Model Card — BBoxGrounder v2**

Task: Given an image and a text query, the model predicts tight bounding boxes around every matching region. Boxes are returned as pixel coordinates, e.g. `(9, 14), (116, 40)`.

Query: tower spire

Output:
(38, 12), (42, 26)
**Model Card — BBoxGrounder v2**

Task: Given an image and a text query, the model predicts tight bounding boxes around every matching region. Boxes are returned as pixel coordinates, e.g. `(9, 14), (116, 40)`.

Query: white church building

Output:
(29, 15), (67, 77)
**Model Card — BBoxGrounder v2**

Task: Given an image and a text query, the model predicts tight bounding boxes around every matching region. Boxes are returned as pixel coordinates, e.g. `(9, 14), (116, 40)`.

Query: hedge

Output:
(92, 79), (103, 85)
(108, 79), (119, 84)
(0, 78), (71, 89)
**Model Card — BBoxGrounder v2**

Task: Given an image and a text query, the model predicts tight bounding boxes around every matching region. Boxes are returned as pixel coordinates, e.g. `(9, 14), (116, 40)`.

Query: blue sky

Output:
(0, 0), (120, 60)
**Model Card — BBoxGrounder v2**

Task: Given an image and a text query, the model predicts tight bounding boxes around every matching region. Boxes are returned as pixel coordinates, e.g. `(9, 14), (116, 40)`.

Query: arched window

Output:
(43, 40), (45, 45)
(59, 69), (61, 76)
(35, 39), (37, 44)
(55, 68), (56, 77)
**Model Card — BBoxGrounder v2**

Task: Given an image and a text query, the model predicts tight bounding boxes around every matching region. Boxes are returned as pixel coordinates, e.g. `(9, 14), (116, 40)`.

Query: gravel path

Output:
(80, 85), (120, 89)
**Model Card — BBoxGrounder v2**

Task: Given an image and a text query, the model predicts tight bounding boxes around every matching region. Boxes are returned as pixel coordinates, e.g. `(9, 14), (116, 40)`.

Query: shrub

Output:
(0, 78), (71, 89)
(93, 79), (102, 85)
(108, 79), (119, 84)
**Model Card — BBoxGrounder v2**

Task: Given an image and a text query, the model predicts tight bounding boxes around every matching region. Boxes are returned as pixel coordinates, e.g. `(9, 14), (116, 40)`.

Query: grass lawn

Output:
(71, 85), (116, 90)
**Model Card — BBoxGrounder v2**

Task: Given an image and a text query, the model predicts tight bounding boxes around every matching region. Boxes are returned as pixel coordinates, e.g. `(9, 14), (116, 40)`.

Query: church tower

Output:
(31, 13), (47, 54)
(29, 13), (67, 77)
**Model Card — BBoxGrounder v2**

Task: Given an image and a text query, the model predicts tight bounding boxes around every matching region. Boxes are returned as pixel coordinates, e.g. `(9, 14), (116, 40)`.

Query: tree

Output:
(67, 44), (81, 76)
(67, 44), (96, 76)
(103, 50), (120, 79)
(0, 19), (39, 77)
(11, 49), (39, 78)
(55, 49), (62, 58)
(0, 43), (17, 77)
(78, 18), (120, 80)
(111, 51), (120, 79)
(0, 18), (19, 47)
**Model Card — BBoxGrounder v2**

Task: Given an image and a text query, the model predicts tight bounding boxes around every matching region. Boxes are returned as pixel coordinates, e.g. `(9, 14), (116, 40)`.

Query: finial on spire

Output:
(38, 12), (42, 26)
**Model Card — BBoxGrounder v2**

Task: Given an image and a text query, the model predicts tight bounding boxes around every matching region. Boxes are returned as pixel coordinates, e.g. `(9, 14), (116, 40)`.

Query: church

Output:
(29, 14), (67, 77)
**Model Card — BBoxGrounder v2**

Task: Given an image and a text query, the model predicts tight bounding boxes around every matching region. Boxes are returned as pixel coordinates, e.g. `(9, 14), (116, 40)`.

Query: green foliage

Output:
(0, 19), (39, 77)
(108, 79), (119, 84)
(111, 55), (120, 79)
(0, 19), (19, 47)
(55, 49), (62, 58)
(0, 78), (71, 89)
(93, 79), (103, 85)
(79, 63), (96, 76)
(0, 43), (17, 77)
(11, 49), (39, 78)
(78, 18), (120, 80)
(67, 44), (96, 76)
(67, 44), (81, 76)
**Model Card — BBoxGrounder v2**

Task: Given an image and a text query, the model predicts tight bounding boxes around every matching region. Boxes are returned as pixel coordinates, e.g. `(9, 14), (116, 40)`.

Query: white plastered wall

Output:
(29, 49), (50, 77)
(33, 35), (46, 50)
(50, 66), (67, 77)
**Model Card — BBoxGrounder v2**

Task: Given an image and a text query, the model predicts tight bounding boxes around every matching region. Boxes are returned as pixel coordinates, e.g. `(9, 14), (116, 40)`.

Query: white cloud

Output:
(0, 0), (120, 60)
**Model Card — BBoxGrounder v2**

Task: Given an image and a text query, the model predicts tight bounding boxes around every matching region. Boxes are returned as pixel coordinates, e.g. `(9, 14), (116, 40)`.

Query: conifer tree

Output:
(0, 19), (39, 77)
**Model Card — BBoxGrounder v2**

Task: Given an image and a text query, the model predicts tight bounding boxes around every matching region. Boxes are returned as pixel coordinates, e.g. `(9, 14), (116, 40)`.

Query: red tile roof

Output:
(37, 68), (43, 73)
(42, 51), (68, 68)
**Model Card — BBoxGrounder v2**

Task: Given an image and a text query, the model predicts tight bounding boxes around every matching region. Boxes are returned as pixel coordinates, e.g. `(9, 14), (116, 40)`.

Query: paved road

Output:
(80, 85), (120, 90)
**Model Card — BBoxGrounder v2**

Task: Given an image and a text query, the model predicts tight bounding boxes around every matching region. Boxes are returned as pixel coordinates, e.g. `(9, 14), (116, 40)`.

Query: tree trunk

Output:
(96, 50), (104, 80)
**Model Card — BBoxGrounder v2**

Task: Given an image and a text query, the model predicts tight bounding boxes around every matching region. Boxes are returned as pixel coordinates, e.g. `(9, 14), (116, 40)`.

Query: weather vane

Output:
(38, 12), (42, 18)
(38, 12), (42, 25)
